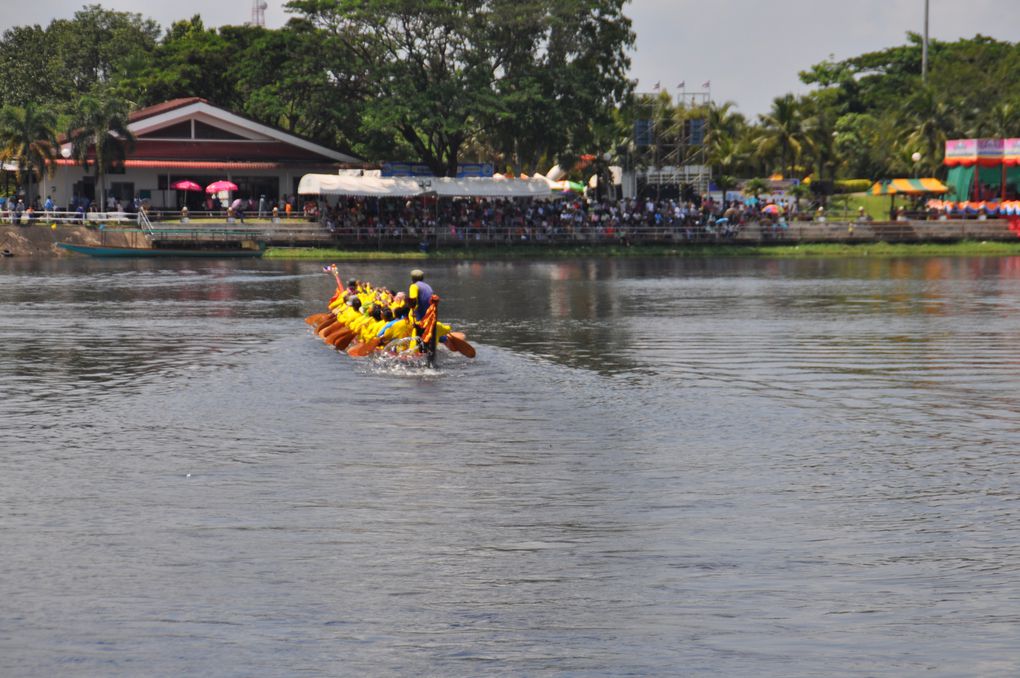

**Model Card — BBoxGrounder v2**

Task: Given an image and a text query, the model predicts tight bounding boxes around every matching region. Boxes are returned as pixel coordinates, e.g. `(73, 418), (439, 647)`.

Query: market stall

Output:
(943, 138), (1020, 202)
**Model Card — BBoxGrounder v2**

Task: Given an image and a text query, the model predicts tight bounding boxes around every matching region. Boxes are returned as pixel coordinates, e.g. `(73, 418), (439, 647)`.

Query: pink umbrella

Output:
(206, 180), (238, 193)
(762, 204), (781, 215)
(170, 179), (203, 192)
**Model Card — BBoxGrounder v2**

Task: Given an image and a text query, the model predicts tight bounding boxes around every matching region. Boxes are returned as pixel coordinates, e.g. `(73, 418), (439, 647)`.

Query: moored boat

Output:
(57, 242), (265, 258)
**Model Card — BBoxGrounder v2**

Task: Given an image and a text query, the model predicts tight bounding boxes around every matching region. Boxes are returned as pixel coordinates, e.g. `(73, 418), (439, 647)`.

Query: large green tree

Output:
(800, 34), (1020, 177)
(0, 102), (59, 206)
(231, 18), (367, 150)
(286, 0), (634, 176)
(47, 5), (160, 98)
(0, 26), (63, 108)
(123, 16), (240, 108)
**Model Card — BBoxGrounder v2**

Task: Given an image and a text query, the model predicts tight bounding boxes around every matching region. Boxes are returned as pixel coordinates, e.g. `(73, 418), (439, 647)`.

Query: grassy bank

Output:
(264, 240), (1020, 260)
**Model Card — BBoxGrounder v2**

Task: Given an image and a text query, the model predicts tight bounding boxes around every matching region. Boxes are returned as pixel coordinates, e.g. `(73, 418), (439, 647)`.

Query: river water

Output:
(2, 255), (1020, 677)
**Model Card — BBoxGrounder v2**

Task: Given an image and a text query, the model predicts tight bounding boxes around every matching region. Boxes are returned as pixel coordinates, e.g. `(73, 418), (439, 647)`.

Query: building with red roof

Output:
(43, 98), (362, 210)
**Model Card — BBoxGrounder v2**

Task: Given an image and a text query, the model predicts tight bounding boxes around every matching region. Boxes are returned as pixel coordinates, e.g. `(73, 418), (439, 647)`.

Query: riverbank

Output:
(6, 223), (1020, 259)
(0, 224), (136, 257)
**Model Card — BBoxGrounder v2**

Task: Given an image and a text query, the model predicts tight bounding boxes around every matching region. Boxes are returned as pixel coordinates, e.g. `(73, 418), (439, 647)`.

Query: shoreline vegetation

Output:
(264, 241), (1020, 260)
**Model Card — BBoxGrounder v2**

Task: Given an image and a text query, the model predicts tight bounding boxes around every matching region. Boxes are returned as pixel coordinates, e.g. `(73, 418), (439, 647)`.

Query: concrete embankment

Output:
(734, 218), (1016, 244)
(0, 224), (138, 257)
(2, 218), (1016, 257)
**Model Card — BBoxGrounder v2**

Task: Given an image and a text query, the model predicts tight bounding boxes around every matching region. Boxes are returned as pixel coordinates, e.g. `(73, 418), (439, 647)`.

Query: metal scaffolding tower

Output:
(250, 0), (268, 27)
(632, 87), (712, 201)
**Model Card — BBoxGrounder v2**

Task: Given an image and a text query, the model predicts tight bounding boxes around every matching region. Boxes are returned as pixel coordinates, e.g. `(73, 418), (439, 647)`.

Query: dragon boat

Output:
(305, 265), (475, 367)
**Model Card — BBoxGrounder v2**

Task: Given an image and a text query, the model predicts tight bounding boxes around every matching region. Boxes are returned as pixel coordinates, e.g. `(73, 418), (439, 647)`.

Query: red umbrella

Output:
(206, 180), (238, 193)
(170, 180), (203, 192)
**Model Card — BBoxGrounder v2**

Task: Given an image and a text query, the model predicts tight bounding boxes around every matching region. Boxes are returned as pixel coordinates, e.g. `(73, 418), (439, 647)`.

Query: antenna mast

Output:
(251, 0), (267, 27)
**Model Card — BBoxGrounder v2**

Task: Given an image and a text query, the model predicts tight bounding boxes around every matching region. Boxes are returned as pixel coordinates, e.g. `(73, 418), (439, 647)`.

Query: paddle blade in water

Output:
(322, 323), (349, 342)
(305, 312), (330, 326)
(347, 337), (381, 358)
(332, 328), (357, 348)
(446, 332), (476, 358)
(316, 318), (339, 337)
(332, 331), (356, 350)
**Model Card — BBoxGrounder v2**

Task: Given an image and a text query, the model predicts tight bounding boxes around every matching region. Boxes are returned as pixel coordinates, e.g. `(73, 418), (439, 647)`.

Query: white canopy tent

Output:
(430, 177), (551, 198)
(297, 174), (422, 197)
(298, 173), (552, 199)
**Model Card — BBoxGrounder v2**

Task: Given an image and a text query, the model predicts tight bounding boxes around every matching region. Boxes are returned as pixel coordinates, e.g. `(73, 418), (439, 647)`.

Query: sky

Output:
(0, 0), (1016, 117)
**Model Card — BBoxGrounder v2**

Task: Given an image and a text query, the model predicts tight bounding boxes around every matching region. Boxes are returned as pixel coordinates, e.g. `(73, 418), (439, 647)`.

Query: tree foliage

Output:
(284, 0), (634, 175)
(796, 34), (1020, 179)
(65, 91), (135, 209)
(0, 102), (59, 203)
(0, 5), (1016, 186)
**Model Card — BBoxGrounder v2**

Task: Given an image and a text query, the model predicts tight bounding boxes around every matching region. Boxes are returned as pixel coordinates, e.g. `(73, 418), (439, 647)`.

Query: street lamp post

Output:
(909, 151), (923, 219)
(602, 152), (614, 202)
(922, 0), (930, 84)
(417, 179), (434, 250)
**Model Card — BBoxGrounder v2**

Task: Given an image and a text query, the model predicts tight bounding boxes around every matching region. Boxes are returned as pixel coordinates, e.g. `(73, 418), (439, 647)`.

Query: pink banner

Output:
(944, 139), (976, 166)
(977, 138), (1004, 158)
(945, 139), (1005, 166)
(1004, 138), (1020, 165)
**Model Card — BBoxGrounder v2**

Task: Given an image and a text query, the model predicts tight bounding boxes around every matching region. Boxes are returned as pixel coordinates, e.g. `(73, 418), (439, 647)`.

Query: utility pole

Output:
(922, 0), (930, 83)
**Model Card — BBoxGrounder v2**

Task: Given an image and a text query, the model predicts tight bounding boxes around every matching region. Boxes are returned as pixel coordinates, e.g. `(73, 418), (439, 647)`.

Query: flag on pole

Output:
(677, 81), (685, 89)
(653, 81), (660, 90)
(702, 80), (711, 88)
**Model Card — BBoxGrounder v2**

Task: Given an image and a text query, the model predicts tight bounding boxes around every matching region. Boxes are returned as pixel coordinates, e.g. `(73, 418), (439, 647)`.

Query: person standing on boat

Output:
(407, 269), (437, 363)
(407, 269), (433, 325)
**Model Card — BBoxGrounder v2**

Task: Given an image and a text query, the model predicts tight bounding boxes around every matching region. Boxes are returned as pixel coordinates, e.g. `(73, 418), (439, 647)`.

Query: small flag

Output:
(677, 81), (685, 89)
(653, 81), (660, 90)
(702, 80), (711, 88)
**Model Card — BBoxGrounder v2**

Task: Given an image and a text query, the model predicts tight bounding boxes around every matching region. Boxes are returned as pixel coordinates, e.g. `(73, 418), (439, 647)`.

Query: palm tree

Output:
(706, 101), (746, 151)
(65, 93), (135, 210)
(0, 103), (59, 208)
(743, 177), (769, 201)
(788, 182), (810, 214)
(706, 101), (753, 177)
(979, 99), (1020, 138)
(801, 101), (838, 184)
(754, 94), (806, 179)
(901, 87), (958, 176)
(714, 174), (738, 205)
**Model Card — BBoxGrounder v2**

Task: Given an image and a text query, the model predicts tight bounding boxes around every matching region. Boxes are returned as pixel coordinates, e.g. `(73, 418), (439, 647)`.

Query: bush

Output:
(834, 179), (872, 194)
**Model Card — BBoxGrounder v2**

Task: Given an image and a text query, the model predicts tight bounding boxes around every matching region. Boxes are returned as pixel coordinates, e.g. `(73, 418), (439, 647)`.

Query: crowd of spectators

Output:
(316, 195), (811, 243)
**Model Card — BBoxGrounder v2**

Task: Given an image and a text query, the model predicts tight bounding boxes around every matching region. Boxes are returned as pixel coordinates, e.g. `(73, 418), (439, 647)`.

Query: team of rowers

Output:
(306, 265), (475, 363)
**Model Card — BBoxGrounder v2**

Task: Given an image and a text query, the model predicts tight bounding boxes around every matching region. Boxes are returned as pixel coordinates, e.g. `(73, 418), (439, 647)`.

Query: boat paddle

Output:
(347, 336), (382, 358)
(445, 332), (476, 358)
(322, 323), (352, 345)
(305, 312), (332, 326)
(331, 330), (357, 350)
